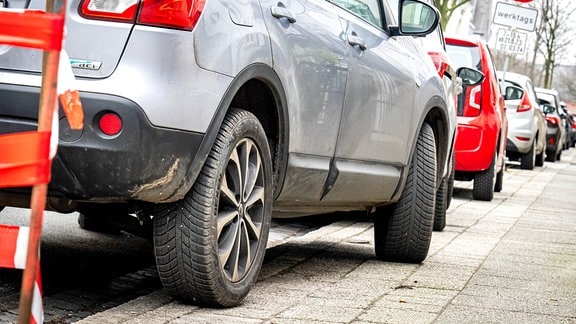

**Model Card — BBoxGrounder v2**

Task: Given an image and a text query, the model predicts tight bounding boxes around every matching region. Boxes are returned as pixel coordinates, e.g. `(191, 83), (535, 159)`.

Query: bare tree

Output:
(530, 0), (576, 88)
(434, 0), (472, 30)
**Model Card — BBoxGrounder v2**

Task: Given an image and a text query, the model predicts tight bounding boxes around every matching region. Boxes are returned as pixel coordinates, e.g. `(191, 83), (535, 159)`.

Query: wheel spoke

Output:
(222, 148), (242, 206)
(217, 209), (237, 237)
(242, 141), (262, 201)
(232, 221), (252, 281)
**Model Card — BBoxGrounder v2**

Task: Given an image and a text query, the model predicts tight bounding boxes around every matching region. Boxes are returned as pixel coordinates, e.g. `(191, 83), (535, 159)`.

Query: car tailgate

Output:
(0, 0), (133, 78)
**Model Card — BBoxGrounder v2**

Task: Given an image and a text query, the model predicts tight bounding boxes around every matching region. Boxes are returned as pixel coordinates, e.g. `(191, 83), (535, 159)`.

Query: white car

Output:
(498, 71), (547, 169)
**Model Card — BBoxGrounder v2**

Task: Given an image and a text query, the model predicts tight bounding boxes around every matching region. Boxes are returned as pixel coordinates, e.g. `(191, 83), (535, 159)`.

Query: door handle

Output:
(271, 6), (297, 23)
(347, 35), (367, 51)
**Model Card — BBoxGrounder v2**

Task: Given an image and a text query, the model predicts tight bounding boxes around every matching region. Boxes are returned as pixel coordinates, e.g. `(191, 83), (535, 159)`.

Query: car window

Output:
(330, 0), (384, 28)
(446, 44), (481, 71)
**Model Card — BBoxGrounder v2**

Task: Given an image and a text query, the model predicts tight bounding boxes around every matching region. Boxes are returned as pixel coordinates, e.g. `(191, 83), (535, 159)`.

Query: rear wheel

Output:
(535, 146), (545, 167)
(446, 151), (455, 209)
(473, 153), (496, 201)
(374, 123), (436, 263)
(520, 140), (536, 170)
(494, 161), (504, 193)
(433, 175), (447, 232)
(545, 149), (555, 162)
(77, 205), (127, 234)
(153, 109), (272, 307)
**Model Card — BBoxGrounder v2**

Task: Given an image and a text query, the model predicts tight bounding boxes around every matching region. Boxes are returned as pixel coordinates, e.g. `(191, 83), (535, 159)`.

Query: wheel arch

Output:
(423, 95), (451, 189)
(170, 63), (289, 202)
(391, 95), (449, 202)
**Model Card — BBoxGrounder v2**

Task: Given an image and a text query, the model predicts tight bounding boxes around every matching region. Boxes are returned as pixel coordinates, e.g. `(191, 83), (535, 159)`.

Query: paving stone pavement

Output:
(78, 150), (576, 324)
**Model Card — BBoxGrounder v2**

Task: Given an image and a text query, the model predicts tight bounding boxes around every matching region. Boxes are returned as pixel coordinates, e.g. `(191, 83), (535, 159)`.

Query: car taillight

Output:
(517, 92), (533, 113)
(138, 0), (205, 30)
(80, 0), (138, 22)
(427, 51), (448, 78)
(80, 0), (205, 30)
(546, 115), (559, 126)
(461, 85), (482, 117)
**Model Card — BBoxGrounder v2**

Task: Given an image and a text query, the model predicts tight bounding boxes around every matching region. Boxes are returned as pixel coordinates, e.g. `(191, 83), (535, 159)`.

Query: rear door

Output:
(324, 0), (421, 203)
(259, 0), (350, 202)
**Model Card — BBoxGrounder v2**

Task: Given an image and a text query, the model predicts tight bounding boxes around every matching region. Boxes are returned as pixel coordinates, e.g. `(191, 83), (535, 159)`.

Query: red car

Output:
(445, 35), (508, 202)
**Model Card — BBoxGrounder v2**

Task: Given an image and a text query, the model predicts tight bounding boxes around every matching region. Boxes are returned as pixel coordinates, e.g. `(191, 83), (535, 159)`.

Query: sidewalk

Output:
(78, 150), (576, 323)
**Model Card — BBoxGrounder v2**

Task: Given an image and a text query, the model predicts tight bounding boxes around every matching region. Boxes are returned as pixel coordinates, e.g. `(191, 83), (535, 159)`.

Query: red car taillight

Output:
(460, 84), (482, 117)
(80, 0), (205, 30)
(138, 0), (205, 30)
(517, 92), (533, 113)
(546, 115), (560, 126)
(427, 51), (449, 78)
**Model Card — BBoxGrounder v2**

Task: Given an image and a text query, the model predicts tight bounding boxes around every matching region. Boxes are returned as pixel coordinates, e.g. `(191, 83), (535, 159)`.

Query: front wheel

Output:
(153, 109), (272, 307)
(374, 123), (436, 263)
(433, 175), (447, 232)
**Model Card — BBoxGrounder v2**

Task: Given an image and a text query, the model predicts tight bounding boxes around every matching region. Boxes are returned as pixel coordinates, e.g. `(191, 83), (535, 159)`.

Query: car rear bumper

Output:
(545, 124), (561, 153)
(454, 122), (497, 172)
(506, 129), (535, 154)
(0, 84), (204, 203)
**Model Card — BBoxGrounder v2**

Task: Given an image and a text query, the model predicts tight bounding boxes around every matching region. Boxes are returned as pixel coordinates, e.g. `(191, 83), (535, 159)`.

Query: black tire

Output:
(494, 162), (504, 193)
(0, 206), (4, 212)
(473, 154), (495, 201)
(433, 175), (447, 232)
(535, 146), (545, 167)
(153, 109), (272, 307)
(446, 151), (455, 209)
(374, 123), (436, 263)
(545, 149), (555, 162)
(520, 140), (536, 170)
(77, 207), (125, 234)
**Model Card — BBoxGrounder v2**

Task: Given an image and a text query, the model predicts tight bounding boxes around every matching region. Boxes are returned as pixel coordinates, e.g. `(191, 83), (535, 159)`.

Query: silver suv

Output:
(0, 0), (450, 306)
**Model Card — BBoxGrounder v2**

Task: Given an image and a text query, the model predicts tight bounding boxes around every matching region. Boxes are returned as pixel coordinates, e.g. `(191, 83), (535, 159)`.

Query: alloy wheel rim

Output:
(216, 138), (265, 282)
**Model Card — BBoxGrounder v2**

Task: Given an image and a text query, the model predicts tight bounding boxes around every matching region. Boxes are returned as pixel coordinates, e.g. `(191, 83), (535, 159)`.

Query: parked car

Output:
(535, 87), (566, 161)
(569, 110), (576, 148)
(445, 35), (508, 202)
(0, 0), (450, 307)
(560, 102), (576, 149)
(497, 71), (547, 169)
(385, 0), (458, 231)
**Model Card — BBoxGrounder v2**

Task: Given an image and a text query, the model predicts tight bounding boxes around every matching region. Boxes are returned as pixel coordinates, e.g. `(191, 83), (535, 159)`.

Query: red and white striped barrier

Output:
(0, 225), (44, 324)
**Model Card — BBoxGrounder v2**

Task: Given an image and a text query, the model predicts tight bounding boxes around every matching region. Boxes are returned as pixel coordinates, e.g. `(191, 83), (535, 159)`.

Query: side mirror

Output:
(390, 0), (440, 37)
(457, 67), (485, 86)
(504, 85), (524, 101)
(542, 104), (555, 115)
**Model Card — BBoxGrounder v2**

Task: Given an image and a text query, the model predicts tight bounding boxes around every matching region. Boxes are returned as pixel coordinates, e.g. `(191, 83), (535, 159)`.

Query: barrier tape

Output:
(0, 225), (44, 323)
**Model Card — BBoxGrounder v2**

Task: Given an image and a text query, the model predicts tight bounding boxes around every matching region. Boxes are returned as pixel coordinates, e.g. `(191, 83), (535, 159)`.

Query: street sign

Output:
(495, 28), (528, 54)
(493, 2), (539, 32)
